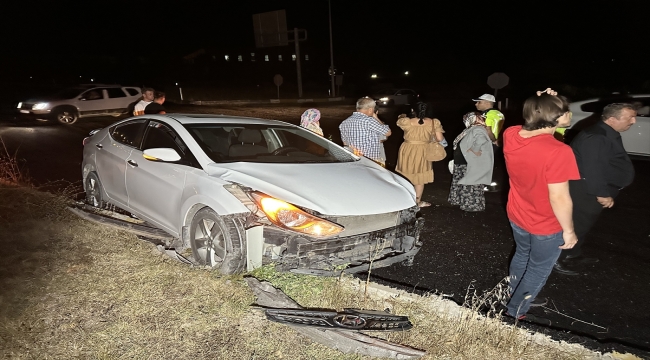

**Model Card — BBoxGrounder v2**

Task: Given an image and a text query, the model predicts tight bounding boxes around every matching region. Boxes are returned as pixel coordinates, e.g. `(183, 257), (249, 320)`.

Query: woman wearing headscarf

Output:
(447, 111), (494, 212)
(300, 108), (323, 136)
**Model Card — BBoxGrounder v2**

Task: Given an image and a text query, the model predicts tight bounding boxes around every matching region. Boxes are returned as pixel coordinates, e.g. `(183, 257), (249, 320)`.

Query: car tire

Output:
(53, 107), (79, 125)
(190, 208), (246, 274)
(85, 172), (105, 208)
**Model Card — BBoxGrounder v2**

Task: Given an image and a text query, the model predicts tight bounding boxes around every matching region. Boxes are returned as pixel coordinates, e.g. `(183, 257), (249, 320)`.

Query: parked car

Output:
(566, 94), (650, 156)
(372, 89), (419, 107)
(17, 85), (142, 124)
(81, 114), (423, 275)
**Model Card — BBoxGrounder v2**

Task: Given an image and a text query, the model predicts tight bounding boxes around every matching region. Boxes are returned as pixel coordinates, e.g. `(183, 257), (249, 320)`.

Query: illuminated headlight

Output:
(32, 103), (49, 110)
(249, 192), (344, 238)
(379, 97), (389, 101)
(17, 102), (22, 109)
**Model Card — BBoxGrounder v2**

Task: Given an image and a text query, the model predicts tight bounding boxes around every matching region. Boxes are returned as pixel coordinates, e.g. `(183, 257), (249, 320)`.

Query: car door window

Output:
(81, 89), (104, 101)
(632, 98), (650, 116)
(107, 88), (127, 98)
(141, 121), (199, 167)
(110, 120), (147, 147)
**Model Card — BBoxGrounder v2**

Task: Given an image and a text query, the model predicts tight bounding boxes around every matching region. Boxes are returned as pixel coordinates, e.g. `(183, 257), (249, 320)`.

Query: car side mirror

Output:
(143, 148), (182, 162)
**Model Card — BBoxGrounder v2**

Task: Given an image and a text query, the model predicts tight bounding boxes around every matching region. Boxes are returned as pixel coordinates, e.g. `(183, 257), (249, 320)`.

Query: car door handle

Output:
(95, 144), (103, 149)
(127, 160), (138, 167)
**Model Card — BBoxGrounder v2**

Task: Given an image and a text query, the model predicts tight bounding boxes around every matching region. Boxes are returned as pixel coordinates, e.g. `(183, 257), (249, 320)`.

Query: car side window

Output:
(110, 120), (147, 147)
(125, 88), (140, 96)
(141, 121), (200, 167)
(632, 98), (650, 117)
(107, 88), (127, 98)
(82, 89), (104, 101)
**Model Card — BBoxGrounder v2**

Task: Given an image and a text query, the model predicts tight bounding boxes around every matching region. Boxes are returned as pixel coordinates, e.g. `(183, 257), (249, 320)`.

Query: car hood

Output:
(205, 160), (416, 216)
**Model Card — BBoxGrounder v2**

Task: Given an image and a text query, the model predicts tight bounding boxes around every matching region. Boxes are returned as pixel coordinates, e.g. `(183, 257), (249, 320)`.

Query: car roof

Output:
(573, 93), (650, 103)
(164, 114), (294, 126)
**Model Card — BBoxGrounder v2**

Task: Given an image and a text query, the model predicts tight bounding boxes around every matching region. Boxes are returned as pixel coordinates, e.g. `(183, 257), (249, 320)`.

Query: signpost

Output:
(252, 10), (307, 98)
(487, 72), (509, 99)
(274, 74), (283, 99)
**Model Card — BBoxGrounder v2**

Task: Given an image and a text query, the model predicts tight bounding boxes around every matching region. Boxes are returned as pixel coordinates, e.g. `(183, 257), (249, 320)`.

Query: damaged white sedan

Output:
(81, 114), (423, 275)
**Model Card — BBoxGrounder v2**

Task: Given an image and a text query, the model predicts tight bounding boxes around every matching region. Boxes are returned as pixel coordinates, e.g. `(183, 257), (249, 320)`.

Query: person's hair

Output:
(154, 91), (165, 99)
(602, 103), (635, 121)
(409, 102), (428, 124)
(142, 87), (154, 94)
(521, 94), (569, 130)
(356, 96), (376, 111)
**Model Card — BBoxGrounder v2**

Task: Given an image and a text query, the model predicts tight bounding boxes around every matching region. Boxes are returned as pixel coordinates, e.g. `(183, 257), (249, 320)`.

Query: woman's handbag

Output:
(425, 141), (447, 162)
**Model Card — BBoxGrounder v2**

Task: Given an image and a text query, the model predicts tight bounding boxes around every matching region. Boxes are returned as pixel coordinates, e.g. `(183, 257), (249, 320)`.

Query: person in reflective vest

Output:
(473, 94), (504, 144)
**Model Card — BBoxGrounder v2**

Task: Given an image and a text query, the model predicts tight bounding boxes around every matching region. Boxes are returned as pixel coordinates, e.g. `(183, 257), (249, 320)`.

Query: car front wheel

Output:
(190, 208), (246, 274)
(53, 108), (79, 124)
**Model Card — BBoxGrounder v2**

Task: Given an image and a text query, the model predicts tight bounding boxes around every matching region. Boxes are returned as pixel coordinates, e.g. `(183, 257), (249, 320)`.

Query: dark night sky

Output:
(2, 0), (649, 91)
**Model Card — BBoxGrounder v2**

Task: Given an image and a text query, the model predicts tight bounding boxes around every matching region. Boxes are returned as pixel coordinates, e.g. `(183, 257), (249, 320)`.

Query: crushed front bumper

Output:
(268, 216), (424, 276)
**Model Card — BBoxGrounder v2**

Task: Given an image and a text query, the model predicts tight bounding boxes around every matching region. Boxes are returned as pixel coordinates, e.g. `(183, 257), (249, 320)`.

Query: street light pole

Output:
(328, 0), (336, 97)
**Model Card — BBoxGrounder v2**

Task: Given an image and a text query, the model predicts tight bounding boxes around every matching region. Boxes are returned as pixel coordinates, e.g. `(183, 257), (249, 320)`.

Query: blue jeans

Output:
(507, 221), (563, 317)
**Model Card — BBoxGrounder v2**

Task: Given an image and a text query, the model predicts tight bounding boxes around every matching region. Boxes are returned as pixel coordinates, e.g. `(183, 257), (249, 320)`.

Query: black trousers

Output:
(558, 180), (604, 260)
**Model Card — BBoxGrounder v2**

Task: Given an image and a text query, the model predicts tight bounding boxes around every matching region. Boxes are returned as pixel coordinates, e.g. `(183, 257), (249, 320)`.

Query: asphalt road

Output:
(1, 103), (649, 357)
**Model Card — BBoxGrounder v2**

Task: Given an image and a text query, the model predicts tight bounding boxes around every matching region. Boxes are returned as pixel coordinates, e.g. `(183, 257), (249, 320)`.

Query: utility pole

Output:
(328, 0), (336, 97)
(290, 28), (307, 98)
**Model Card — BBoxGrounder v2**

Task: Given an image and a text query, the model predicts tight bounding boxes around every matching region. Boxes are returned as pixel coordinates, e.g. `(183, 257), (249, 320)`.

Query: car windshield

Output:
(184, 123), (357, 164)
(50, 88), (85, 100)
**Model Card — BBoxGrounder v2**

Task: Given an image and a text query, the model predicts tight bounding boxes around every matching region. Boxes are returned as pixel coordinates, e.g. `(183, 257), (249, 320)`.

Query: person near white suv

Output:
(133, 88), (154, 115)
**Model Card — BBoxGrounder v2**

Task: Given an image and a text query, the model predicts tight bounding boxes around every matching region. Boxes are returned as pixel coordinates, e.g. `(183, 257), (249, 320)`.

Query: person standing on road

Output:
(503, 89), (580, 320)
(553, 103), (636, 275)
(448, 111), (494, 212)
(395, 102), (445, 208)
(473, 94), (503, 144)
(339, 97), (391, 167)
(144, 91), (166, 114)
(133, 87), (154, 116)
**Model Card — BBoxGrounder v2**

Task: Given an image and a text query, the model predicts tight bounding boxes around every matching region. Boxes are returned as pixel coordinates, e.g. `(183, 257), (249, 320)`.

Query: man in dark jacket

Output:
(554, 103), (637, 275)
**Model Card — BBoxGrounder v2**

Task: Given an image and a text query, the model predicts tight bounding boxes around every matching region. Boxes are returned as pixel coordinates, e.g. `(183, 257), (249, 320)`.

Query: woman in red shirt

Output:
(502, 89), (579, 319)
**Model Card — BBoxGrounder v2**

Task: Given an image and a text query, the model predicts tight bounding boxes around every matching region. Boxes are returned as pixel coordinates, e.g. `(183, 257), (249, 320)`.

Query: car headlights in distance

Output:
(379, 97), (389, 101)
(17, 102), (22, 109)
(249, 192), (344, 238)
(32, 103), (49, 110)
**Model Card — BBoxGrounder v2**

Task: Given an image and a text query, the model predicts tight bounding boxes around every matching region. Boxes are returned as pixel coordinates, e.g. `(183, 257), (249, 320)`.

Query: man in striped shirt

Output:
(339, 97), (391, 165)
(133, 87), (155, 116)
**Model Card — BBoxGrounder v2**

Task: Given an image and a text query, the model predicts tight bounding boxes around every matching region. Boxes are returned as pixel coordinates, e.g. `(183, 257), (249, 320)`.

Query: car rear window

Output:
(184, 123), (356, 164)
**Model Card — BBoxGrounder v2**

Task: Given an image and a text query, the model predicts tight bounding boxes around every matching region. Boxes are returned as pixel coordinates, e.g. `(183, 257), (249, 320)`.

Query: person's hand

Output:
(468, 149), (482, 156)
(536, 88), (558, 96)
(596, 196), (614, 208)
(559, 230), (578, 249)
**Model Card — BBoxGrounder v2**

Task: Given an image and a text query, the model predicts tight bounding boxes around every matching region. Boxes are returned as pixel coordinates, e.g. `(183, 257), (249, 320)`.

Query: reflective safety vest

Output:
(483, 109), (505, 139)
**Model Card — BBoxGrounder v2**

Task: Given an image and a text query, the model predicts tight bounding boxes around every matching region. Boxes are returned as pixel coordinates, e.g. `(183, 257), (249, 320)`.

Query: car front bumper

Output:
(266, 215), (424, 275)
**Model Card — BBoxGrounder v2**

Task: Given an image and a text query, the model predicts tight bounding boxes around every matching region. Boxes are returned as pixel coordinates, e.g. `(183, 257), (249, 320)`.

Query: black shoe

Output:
(564, 256), (599, 264)
(553, 261), (580, 276)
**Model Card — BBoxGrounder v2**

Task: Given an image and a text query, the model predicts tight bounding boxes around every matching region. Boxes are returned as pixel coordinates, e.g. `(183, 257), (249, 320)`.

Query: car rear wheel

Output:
(85, 172), (105, 208)
(190, 208), (246, 274)
(54, 108), (79, 124)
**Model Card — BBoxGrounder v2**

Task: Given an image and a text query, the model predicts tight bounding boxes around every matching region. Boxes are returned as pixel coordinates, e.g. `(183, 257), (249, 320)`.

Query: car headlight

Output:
(32, 102), (49, 110)
(249, 191), (344, 238)
(379, 97), (389, 101)
(17, 102), (22, 109)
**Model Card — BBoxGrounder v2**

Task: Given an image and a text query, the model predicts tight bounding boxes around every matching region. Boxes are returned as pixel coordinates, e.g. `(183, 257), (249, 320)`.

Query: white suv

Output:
(16, 85), (142, 124)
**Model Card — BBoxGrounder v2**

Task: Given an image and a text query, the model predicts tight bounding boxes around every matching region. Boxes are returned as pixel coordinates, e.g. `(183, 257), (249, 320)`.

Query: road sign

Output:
(487, 72), (509, 90)
(253, 10), (288, 48)
(274, 74), (283, 99)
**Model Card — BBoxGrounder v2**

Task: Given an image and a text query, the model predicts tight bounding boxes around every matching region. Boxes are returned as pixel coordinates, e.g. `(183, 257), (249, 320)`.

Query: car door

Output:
(125, 120), (195, 234)
(77, 88), (108, 116)
(95, 119), (147, 207)
(393, 90), (408, 105)
(622, 97), (650, 156)
(104, 87), (130, 113)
